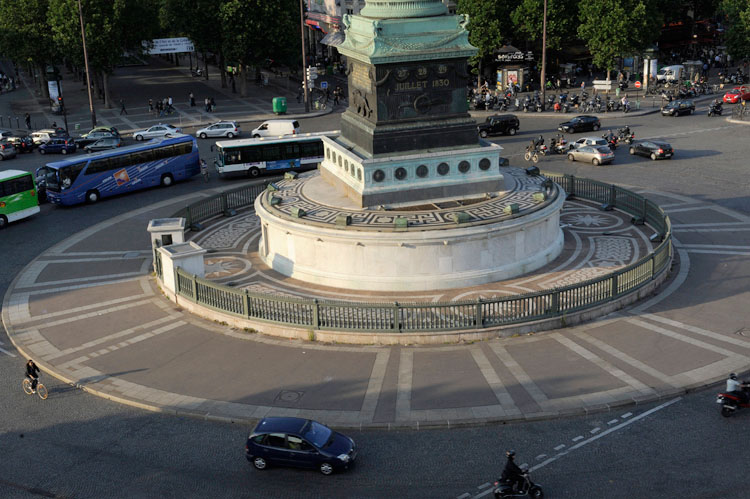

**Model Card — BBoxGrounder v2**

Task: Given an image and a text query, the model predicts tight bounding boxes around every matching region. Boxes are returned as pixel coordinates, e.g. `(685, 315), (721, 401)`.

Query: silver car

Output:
(569, 136), (609, 150)
(132, 124), (181, 141)
(196, 121), (240, 139)
(567, 145), (614, 166)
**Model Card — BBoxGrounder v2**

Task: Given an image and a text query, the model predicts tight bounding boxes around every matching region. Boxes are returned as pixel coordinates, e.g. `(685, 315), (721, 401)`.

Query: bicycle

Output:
(22, 378), (48, 399)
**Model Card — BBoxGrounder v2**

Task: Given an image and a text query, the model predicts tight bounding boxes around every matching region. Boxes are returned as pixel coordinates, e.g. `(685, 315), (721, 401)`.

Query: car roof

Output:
(579, 136), (605, 142)
(253, 417), (309, 434)
(489, 114), (517, 119)
(651, 140), (670, 146)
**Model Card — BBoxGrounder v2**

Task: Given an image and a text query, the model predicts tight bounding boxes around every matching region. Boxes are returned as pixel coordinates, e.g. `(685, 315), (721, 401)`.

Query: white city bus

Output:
(213, 131), (338, 179)
(214, 130), (340, 178)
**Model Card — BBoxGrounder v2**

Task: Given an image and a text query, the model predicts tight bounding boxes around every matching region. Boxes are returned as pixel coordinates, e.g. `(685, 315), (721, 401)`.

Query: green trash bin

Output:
(326, 65), (333, 75)
(272, 97), (287, 115)
(615, 87), (621, 97)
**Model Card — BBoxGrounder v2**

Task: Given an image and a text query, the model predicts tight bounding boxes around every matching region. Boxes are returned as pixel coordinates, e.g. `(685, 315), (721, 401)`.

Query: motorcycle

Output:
(493, 468), (544, 498)
(717, 384), (750, 417)
(617, 126), (635, 145)
(524, 143), (548, 163)
(191, 68), (203, 77)
(534, 99), (544, 113)
(549, 135), (568, 154)
(602, 132), (619, 151)
(522, 96), (530, 112)
(708, 102), (723, 117)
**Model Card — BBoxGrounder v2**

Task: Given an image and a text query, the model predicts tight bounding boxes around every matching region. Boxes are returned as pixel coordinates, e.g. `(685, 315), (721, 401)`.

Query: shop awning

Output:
(320, 31), (345, 47)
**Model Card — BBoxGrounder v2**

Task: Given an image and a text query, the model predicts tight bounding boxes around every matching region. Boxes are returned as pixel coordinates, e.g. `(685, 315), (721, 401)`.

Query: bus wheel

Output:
(161, 174), (174, 187)
(86, 190), (100, 204)
(247, 167), (260, 178)
(0, 215), (8, 229)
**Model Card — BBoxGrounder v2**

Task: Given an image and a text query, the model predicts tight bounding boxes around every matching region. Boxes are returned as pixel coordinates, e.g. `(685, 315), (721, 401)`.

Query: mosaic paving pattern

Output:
(262, 168), (552, 230)
(190, 196), (655, 303)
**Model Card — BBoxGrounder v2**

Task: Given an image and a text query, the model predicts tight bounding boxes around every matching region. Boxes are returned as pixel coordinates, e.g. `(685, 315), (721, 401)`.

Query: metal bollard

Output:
(15, 116), (19, 128)
(0, 116), (3, 127)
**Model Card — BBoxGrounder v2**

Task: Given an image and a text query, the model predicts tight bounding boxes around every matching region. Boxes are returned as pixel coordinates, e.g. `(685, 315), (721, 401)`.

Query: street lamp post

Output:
(77, 0), (96, 128)
(540, 0), (548, 105)
(299, 0), (310, 113)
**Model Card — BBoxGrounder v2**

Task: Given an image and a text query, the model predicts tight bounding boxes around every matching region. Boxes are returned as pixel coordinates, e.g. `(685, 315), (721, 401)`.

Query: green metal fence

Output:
(166, 175), (672, 333)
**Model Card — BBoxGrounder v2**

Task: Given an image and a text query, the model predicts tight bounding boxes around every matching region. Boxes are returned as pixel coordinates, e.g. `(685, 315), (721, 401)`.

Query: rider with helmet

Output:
(501, 450), (524, 492)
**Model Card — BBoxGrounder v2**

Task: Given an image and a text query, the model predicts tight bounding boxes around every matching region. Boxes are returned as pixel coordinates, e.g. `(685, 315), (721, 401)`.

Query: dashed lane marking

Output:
(536, 454), (547, 461)
(553, 444), (566, 451)
(0, 346), (16, 357)
(621, 412), (632, 419)
(468, 398), (682, 498)
(477, 483), (491, 490)
(572, 436), (584, 442)
(607, 419), (619, 425)
(457, 493), (471, 499)
(590, 427), (601, 434)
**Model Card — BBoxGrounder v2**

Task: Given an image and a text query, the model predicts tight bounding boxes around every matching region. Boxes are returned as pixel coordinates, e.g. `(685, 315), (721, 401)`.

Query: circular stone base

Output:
(254, 169), (565, 292)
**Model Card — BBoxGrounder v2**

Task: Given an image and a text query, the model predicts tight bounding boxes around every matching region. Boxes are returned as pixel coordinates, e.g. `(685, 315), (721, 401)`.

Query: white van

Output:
(30, 130), (58, 145)
(656, 65), (685, 83)
(250, 119), (300, 138)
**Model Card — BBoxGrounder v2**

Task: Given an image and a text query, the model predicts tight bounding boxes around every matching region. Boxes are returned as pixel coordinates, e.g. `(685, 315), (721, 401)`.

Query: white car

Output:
(569, 136), (608, 150)
(196, 121), (240, 139)
(133, 124), (181, 141)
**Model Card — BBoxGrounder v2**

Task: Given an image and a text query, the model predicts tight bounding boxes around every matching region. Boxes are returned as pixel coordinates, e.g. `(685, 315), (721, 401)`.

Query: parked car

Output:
(477, 114), (519, 138)
(132, 124), (181, 141)
(628, 140), (674, 160)
(6, 135), (35, 153)
(558, 115), (601, 133)
(661, 99), (695, 116)
(38, 137), (76, 155)
(251, 119), (299, 138)
(722, 87), (750, 104)
(0, 129), (15, 140)
(84, 137), (122, 152)
(566, 145), (614, 166)
(75, 130), (118, 148)
(88, 125), (120, 137)
(245, 417), (357, 475)
(196, 121), (240, 139)
(0, 141), (17, 160)
(568, 136), (609, 150)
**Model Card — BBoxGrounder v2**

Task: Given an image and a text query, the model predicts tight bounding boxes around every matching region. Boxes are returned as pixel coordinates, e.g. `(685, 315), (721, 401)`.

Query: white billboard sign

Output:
(144, 37), (195, 54)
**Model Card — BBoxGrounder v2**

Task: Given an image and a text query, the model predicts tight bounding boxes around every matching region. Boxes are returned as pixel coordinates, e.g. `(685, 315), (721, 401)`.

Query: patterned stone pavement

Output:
(4, 187), (750, 428)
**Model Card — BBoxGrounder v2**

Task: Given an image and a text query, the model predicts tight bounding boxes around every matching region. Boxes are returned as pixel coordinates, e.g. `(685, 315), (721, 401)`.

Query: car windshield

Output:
(301, 420), (333, 448)
(596, 146), (611, 154)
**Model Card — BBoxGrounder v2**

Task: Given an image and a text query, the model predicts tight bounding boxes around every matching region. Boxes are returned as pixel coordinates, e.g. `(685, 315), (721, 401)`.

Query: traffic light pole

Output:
(57, 78), (69, 133)
(77, 0), (96, 127)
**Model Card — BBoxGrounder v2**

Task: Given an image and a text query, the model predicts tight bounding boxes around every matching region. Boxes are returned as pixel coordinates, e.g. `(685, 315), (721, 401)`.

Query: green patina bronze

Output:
(360, 0), (447, 19)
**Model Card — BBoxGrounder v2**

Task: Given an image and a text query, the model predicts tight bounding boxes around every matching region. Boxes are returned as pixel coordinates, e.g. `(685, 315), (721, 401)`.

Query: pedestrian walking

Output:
(210, 97), (216, 112)
(24, 112), (31, 130)
(204, 97), (210, 112)
(189, 92), (195, 107)
(119, 99), (127, 115)
(148, 98), (153, 114)
(333, 88), (339, 106)
(296, 86), (303, 104)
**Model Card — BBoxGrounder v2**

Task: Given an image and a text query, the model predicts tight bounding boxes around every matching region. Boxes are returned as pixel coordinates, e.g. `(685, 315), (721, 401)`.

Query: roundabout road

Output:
(2, 100), (750, 498)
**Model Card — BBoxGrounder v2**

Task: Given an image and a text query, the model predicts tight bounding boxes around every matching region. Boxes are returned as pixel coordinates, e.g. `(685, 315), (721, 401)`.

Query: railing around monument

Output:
(167, 175), (672, 333)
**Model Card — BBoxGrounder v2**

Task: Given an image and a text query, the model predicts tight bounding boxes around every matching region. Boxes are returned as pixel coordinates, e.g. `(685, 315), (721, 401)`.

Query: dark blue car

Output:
(39, 137), (77, 155)
(245, 417), (357, 475)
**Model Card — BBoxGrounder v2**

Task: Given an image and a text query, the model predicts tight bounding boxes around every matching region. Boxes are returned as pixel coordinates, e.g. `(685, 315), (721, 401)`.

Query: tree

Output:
(578, 0), (663, 79)
(720, 0), (750, 60)
(511, 0), (579, 51)
(219, 0), (299, 97)
(0, 0), (57, 97)
(456, 0), (514, 87)
(48, 0), (159, 108)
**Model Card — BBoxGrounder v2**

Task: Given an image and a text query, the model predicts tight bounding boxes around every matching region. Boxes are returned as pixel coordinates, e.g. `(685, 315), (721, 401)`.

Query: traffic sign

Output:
(320, 81), (328, 89)
(635, 81), (641, 88)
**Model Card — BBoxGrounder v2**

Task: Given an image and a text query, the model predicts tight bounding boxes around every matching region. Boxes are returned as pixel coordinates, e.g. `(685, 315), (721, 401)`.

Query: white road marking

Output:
(590, 427), (601, 434)
(477, 483), (491, 490)
(553, 444), (566, 451)
(535, 454), (547, 461)
(607, 419), (619, 425)
(621, 412), (633, 419)
(572, 436), (584, 442)
(0, 346), (16, 357)
(471, 398), (682, 498)
(457, 493), (471, 499)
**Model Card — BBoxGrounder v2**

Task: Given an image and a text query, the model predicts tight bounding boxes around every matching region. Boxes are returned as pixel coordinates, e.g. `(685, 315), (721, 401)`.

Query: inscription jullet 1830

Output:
(395, 79), (451, 91)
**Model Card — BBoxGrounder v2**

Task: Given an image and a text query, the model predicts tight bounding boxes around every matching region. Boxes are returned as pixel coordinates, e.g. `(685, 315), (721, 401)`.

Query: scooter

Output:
(191, 68), (203, 77)
(708, 102), (723, 117)
(602, 132), (619, 151)
(522, 96), (530, 112)
(549, 135), (568, 154)
(717, 385), (750, 417)
(617, 126), (635, 144)
(493, 468), (544, 498)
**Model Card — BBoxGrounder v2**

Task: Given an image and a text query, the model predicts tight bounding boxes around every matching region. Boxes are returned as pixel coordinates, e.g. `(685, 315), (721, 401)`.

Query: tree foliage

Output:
(511, 0), (579, 51)
(720, 0), (750, 60)
(456, 0), (513, 61)
(578, 0), (663, 73)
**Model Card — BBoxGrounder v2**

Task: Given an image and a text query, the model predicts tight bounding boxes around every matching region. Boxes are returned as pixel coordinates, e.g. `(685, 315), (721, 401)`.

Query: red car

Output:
(723, 86), (750, 104)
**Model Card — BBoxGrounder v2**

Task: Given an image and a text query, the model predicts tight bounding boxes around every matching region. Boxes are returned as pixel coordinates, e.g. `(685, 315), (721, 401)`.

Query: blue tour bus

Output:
(40, 135), (200, 206)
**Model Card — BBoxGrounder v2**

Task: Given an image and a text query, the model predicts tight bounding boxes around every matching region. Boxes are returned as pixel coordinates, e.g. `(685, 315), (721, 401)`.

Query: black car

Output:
(558, 115), (601, 133)
(628, 140), (674, 160)
(661, 99), (695, 116)
(75, 129), (118, 147)
(477, 114), (520, 138)
(246, 417), (357, 475)
(6, 135), (35, 153)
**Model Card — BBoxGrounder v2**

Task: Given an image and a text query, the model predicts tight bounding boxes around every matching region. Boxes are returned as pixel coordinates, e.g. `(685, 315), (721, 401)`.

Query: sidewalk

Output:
(8, 56), (335, 136)
(4, 187), (750, 429)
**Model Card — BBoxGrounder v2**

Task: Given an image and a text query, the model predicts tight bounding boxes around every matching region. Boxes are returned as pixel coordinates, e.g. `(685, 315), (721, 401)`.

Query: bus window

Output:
(262, 146), (281, 161)
(283, 144), (300, 159)
(175, 142), (192, 155)
(301, 142), (322, 157)
(225, 151), (242, 165)
(59, 162), (86, 188)
(0, 174), (34, 196)
(241, 148), (262, 163)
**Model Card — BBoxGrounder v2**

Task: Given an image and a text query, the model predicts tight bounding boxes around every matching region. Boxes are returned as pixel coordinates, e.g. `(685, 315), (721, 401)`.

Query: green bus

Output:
(0, 169), (41, 229)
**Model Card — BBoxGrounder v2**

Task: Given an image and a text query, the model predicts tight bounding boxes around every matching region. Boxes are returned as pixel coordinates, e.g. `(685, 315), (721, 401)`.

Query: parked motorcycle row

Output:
(718, 69), (746, 85)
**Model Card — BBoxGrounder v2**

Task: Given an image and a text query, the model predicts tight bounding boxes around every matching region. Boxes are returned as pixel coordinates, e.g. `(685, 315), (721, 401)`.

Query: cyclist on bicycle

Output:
(25, 359), (40, 392)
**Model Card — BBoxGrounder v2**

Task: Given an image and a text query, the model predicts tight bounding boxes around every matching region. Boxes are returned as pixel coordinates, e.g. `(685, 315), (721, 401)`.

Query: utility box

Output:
(147, 218), (186, 252)
(272, 97), (287, 115)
